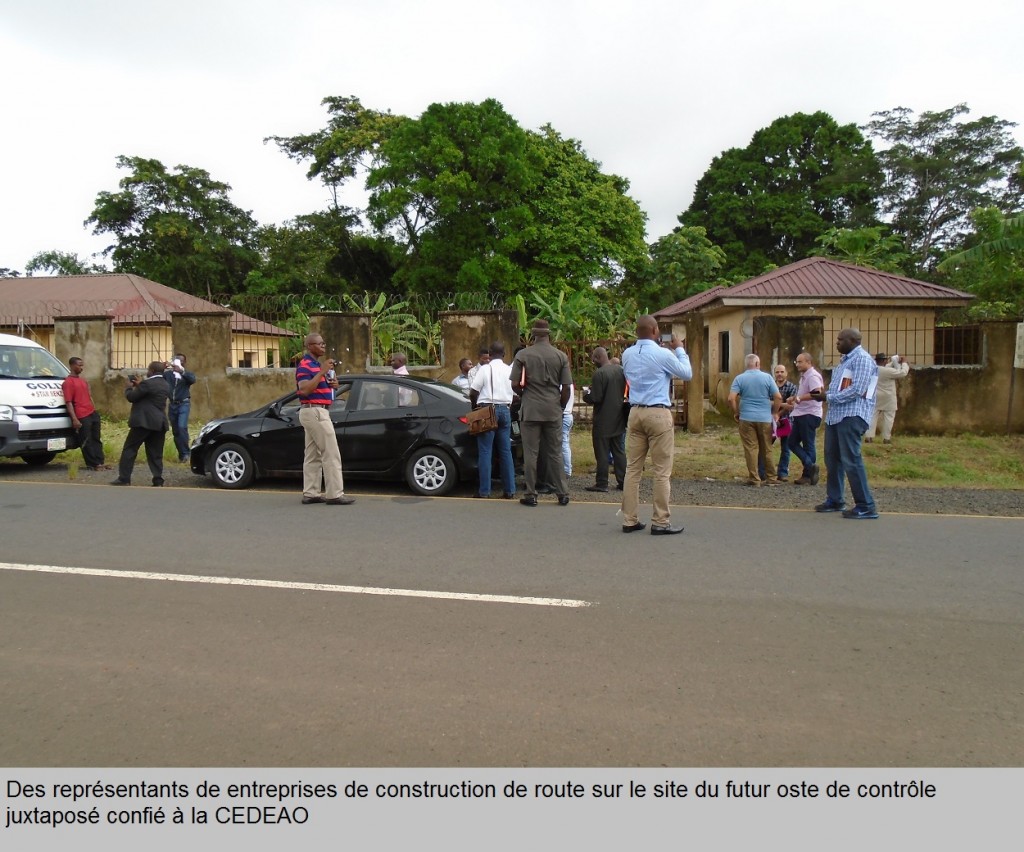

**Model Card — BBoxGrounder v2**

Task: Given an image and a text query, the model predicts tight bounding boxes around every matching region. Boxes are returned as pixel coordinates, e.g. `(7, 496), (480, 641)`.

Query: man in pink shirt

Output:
(789, 351), (824, 485)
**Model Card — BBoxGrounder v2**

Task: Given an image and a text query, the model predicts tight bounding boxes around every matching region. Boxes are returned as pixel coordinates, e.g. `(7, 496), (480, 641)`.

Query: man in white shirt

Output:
(469, 341), (516, 499)
(866, 353), (910, 443)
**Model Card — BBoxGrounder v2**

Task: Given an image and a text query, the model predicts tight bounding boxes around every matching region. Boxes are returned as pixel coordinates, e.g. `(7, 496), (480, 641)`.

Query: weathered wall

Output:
(311, 313), (373, 373)
(54, 316), (111, 382)
(892, 321), (1024, 434)
(439, 310), (520, 383)
(709, 319), (1023, 434)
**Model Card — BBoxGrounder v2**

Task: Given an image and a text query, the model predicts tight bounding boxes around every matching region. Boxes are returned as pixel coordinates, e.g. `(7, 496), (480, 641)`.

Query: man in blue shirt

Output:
(728, 354), (782, 486)
(620, 315), (692, 535)
(811, 327), (879, 519)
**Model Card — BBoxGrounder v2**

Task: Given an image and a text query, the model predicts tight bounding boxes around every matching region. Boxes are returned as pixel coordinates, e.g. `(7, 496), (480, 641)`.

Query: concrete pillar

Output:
(439, 310), (520, 382)
(311, 313), (372, 373)
(53, 315), (112, 381)
(684, 313), (704, 433)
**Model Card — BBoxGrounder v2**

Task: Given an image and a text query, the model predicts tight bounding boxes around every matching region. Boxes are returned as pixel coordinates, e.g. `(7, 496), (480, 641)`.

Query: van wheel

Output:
(20, 452), (57, 466)
(405, 447), (456, 496)
(210, 443), (255, 489)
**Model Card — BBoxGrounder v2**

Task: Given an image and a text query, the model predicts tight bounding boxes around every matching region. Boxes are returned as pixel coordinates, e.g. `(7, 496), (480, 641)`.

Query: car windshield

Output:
(0, 343), (69, 379)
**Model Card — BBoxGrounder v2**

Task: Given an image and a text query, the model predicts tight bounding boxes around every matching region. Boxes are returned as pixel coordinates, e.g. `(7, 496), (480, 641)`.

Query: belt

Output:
(299, 402), (330, 407)
(633, 403), (670, 409)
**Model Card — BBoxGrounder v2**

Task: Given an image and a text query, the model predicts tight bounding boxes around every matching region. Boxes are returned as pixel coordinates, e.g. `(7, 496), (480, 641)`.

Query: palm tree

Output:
(938, 214), (1024, 268)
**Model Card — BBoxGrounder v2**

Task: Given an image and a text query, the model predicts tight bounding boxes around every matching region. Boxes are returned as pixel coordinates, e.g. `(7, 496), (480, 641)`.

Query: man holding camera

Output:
(111, 361), (169, 487)
(295, 333), (353, 506)
(619, 316), (692, 535)
(163, 353), (196, 463)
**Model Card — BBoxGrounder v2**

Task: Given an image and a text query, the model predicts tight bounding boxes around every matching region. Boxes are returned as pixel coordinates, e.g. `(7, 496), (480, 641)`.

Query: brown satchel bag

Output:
(466, 404), (498, 435)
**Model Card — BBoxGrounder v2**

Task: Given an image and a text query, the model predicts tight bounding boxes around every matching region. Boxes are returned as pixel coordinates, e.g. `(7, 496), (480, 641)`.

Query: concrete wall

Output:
(311, 312), (373, 374)
(892, 321), (1024, 434)
(438, 310), (520, 383)
(704, 317), (1023, 434)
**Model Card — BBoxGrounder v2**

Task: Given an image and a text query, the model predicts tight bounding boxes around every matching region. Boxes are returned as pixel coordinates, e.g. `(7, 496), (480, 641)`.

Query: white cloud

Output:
(1, 0), (1021, 270)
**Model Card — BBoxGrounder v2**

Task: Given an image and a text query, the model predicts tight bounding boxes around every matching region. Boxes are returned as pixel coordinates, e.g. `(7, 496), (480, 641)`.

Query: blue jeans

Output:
(790, 414), (821, 476)
(824, 416), (875, 511)
(476, 404), (515, 496)
(169, 401), (191, 459)
(561, 412), (573, 476)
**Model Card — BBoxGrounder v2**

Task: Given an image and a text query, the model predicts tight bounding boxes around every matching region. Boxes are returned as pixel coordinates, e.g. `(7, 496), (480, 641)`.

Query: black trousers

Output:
(117, 427), (166, 484)
(78, 411), (105, 468)
(592, 431), (626, 488)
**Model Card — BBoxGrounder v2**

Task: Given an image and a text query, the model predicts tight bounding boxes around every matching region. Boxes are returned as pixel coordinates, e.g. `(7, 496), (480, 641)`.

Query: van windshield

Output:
(0, 343), (70, 380)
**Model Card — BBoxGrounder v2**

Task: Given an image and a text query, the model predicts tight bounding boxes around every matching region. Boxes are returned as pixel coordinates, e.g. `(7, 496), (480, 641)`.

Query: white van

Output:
(0, 332), (78, 465)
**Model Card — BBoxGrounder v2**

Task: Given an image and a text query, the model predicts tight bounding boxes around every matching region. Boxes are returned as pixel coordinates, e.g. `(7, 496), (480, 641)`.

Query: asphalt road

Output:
(1, 480), (1021, 767)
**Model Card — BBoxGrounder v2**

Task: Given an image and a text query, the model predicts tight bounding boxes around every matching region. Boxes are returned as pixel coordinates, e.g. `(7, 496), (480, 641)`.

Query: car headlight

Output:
(196, 421), (222, 442)
(0, 405), (13, 421)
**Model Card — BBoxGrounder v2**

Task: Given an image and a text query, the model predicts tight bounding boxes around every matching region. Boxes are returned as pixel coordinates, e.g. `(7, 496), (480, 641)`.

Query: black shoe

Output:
(842, 506), (879, 519)
(622, 522), (646, 533)
(301, 496), (324, 504)
(557, 495), (569, 506)
(814, 501), (845, 513)
(650, 524), (684, 535)
(519, 496), (538, 507)
(326, 496), (355, 505)
(585, 485), (609, 492)
(152, 479), (164, 487)
(615, 482), (624, 491)
(809, 464), (820, 485)
(502, 492), (515, 499)
(473, 492), (490, 498)
(536, 486), (554, 495)
(109, 479), (129, 486)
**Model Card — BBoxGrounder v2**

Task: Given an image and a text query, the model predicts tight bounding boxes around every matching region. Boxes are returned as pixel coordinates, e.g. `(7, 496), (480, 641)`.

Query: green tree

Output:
(270, 97), (649, 299)
(0, 268), (22, 278)
(679, 111), (882, 280)
(85, 155), (260, 299)
(25, 250), (106, 276)
(633, 225), (728, 311)
(863, 104), (1024, 273)
(937, 208), (1024, 318)
(809, 226), (909, 272)
(245, 208), (400, 297)
(514, 125), (648, 297)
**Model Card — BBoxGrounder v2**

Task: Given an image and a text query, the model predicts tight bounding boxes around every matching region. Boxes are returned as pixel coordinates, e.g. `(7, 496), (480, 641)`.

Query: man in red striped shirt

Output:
(295, 333), (353, 506)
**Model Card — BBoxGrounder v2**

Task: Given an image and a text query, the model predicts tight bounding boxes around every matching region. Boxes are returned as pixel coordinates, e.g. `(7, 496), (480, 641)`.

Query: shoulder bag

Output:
(467, 363), (499, 435)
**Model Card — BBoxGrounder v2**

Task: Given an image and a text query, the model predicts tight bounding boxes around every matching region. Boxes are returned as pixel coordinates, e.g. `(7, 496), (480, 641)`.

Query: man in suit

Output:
(583, 346), (627, 492)
(111, 361), (170, 486)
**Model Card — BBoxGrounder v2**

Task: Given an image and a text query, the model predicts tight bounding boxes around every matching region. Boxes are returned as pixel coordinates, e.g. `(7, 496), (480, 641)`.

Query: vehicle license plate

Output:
(47, 438), (67, 451)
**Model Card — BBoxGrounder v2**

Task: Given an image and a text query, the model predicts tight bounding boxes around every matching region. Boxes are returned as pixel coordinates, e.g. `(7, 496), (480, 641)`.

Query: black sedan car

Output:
(190, 374), (517, 496)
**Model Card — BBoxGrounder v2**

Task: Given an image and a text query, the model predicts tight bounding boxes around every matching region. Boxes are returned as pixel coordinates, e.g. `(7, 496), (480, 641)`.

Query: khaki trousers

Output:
(739, 420), (775, 483)
(620, 407), (675, 527)
(299, 405), (345, 499)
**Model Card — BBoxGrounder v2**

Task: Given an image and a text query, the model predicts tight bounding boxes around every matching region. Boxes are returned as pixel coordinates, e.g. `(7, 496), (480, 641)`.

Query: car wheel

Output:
(405, 447), (456, 496)
(210, 442), (255, 489)
(20, 452), (57, 466)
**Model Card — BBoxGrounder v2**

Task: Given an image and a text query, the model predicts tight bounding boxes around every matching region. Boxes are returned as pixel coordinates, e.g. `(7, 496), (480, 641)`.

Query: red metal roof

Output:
(0, 273), (293, 336)
(655, 258), (972, 317)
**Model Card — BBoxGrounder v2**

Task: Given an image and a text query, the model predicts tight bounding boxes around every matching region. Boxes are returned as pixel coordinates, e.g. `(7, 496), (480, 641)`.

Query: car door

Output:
(339, 378), (427, 474)
(257, 384), (352, 474)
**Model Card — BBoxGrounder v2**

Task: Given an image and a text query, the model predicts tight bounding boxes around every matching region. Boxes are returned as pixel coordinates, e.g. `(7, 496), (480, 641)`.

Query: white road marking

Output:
(0, 562), (592, 608)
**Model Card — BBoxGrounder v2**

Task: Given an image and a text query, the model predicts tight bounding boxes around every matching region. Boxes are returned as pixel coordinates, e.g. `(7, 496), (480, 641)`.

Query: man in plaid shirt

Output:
(811, 328), (879, 519)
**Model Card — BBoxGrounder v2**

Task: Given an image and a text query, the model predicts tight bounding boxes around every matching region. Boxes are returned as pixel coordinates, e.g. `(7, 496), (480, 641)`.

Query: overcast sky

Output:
(2, 0), (1022, 273)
